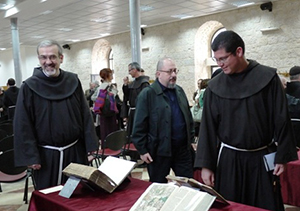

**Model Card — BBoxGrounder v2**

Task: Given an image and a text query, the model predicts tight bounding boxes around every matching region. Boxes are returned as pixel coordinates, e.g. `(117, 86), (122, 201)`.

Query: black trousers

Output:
(147, 145), (193, 183)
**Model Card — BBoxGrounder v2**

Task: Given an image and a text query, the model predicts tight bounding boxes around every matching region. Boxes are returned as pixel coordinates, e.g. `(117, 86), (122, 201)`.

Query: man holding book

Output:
(131, 57), (194, 183)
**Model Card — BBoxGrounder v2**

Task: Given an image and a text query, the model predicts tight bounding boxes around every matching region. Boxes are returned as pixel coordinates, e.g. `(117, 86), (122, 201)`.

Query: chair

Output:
(0, 170), (26, 192)
(0, 119), (12, 125)
(123, 134), (141, 162)
(0, 129), (8, 141)
(291, 118), (300, 149)
(0, 123), (13, 136)
(7, 105), (16, 121)
(0, 135), (36, 204)
(96, 130), (127, 163)
(0, 135), (14, 154)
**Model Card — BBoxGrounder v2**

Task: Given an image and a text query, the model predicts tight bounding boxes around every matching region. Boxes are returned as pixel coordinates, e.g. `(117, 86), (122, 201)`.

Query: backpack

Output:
(93, 86), (118, 117)
(101, 92), (116, 117)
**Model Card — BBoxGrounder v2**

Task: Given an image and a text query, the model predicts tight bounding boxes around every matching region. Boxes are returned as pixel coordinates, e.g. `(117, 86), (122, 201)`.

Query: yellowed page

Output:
(130, 183), (178, 211)
(160, 186), (215, 211)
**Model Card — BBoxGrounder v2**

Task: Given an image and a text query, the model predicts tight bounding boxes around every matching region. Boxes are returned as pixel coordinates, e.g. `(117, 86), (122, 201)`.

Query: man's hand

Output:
(123, 76), (129, 85)
(273, 163), (286, 176)
(201, 168), (215, 187)
(140, 153), (153, 164)
(28, 164), (41, 170)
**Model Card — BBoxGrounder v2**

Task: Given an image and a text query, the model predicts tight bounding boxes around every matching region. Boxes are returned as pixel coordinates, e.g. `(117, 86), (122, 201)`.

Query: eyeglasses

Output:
(212, 53), (232, 64)
(158, 69), (179, 74)
(38, 55), (58, 61)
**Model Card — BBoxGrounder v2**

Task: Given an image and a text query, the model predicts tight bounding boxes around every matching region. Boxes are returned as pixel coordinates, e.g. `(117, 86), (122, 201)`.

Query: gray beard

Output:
(167, 84), (176, 89)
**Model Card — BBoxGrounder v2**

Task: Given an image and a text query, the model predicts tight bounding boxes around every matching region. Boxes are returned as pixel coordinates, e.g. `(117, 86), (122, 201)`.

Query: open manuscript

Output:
(166, 175), (229, 205)
(62, 156), (136, 193)
(130, 182), (216, 211)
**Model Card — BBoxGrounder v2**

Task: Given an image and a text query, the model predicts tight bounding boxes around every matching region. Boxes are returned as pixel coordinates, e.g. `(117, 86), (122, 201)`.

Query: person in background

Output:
(194, 31), (297, 211)
(113, 83), (124, 129)
(3, 78), (19, 120)
(85, 81), (99, 108)
(93, 68), (119, 148)
(121, 62), (150, 141)
(286, 66), (300, 98)
(86, 80), (99, 123)
(192, 79), (202, 138)
(13, 40), (98, 190)
(193, 79), (203, 105)
(0, 87), (6, 120)
(279, 74), (300, 147)
(132, 57), (194, 183)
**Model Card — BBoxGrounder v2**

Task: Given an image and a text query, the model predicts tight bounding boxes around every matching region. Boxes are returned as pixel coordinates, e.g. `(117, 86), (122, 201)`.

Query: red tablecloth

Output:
(28, 177), (268, 211)
(280, 150), (300, 207)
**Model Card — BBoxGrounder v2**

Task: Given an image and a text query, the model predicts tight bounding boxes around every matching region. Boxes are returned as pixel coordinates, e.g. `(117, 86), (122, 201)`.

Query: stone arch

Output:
(194, 20), (224, 82)
(91, 39), (111, 74)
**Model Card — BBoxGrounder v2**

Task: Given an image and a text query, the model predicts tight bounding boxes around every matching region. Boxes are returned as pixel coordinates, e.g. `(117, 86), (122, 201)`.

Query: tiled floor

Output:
(0, 163), (300, 211)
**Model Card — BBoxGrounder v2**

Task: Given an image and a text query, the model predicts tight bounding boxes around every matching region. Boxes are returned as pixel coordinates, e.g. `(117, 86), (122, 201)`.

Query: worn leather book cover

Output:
(63, 156), (136, 193)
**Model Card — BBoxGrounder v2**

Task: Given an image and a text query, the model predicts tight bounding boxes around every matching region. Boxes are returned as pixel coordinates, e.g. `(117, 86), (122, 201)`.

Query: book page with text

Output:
(161, 186), (215, 211)
(130, 183), (178, 211)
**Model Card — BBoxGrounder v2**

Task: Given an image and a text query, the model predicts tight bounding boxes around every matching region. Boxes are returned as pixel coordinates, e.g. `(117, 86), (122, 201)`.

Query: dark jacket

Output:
(286, 81), (300, 99)
(3, 86), (19, 108)
(131, 79), (194, 157)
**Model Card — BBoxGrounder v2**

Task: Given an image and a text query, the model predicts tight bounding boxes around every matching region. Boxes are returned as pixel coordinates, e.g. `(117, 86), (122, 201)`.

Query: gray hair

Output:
(128, 62), (141, 71)
(37, 40), (63, 56)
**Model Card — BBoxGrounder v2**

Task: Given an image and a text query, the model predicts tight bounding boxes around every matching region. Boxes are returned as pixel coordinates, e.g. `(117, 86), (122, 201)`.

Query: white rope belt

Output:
(128, 107), (136, 116)
(40, 140), (78, 185)
(221, 142), (269, 152)
(217, 142), (270, 166)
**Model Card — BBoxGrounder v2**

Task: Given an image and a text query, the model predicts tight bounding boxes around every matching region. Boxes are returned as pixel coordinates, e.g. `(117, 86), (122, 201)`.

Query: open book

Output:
(130, 182), (216, 211)
(62, 156), (136, 193)
(166, 175), (229, 205)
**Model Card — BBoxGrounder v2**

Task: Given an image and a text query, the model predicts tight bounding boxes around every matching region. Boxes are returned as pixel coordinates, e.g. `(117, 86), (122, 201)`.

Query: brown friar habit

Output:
(14, 67), (98, 190)
(121, 75), (150, 139)
(194, 60), (298, 211)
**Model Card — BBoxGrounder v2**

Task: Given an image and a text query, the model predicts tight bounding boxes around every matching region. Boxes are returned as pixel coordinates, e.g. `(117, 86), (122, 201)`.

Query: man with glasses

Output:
(194, 31), (297, 211)
(13, 40), (98, 190)
(131, 57), (194, 183)
(121, 62), (149, 144)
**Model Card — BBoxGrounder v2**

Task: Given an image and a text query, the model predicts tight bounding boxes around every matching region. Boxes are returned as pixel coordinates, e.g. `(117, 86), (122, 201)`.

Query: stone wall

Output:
(61, 0), (300, 103)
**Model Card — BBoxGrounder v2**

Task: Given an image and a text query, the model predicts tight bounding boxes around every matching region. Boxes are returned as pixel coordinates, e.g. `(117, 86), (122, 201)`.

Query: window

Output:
(210, 28), (226, 75)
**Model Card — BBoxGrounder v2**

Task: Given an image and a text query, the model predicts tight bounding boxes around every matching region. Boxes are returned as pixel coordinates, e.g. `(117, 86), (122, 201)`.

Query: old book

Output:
(130, 182), (216, 211)
(166, 175), (229, 205)
(62, 156), (136, 193)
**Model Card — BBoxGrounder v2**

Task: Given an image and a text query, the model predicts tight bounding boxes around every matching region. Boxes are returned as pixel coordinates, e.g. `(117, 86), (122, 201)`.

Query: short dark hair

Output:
(211, 31), (245, 55)
(7, 78), (15, 86)
(128, 62), (141, 71)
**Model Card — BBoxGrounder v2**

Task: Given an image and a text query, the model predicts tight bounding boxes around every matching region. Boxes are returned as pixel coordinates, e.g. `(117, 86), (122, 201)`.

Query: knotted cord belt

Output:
(40, 140), (78, 185)
(217, 141), (272, 166)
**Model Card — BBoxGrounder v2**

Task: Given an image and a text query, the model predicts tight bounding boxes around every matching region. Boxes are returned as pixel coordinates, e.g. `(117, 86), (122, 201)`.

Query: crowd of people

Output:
(3, 30), (299, 211)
